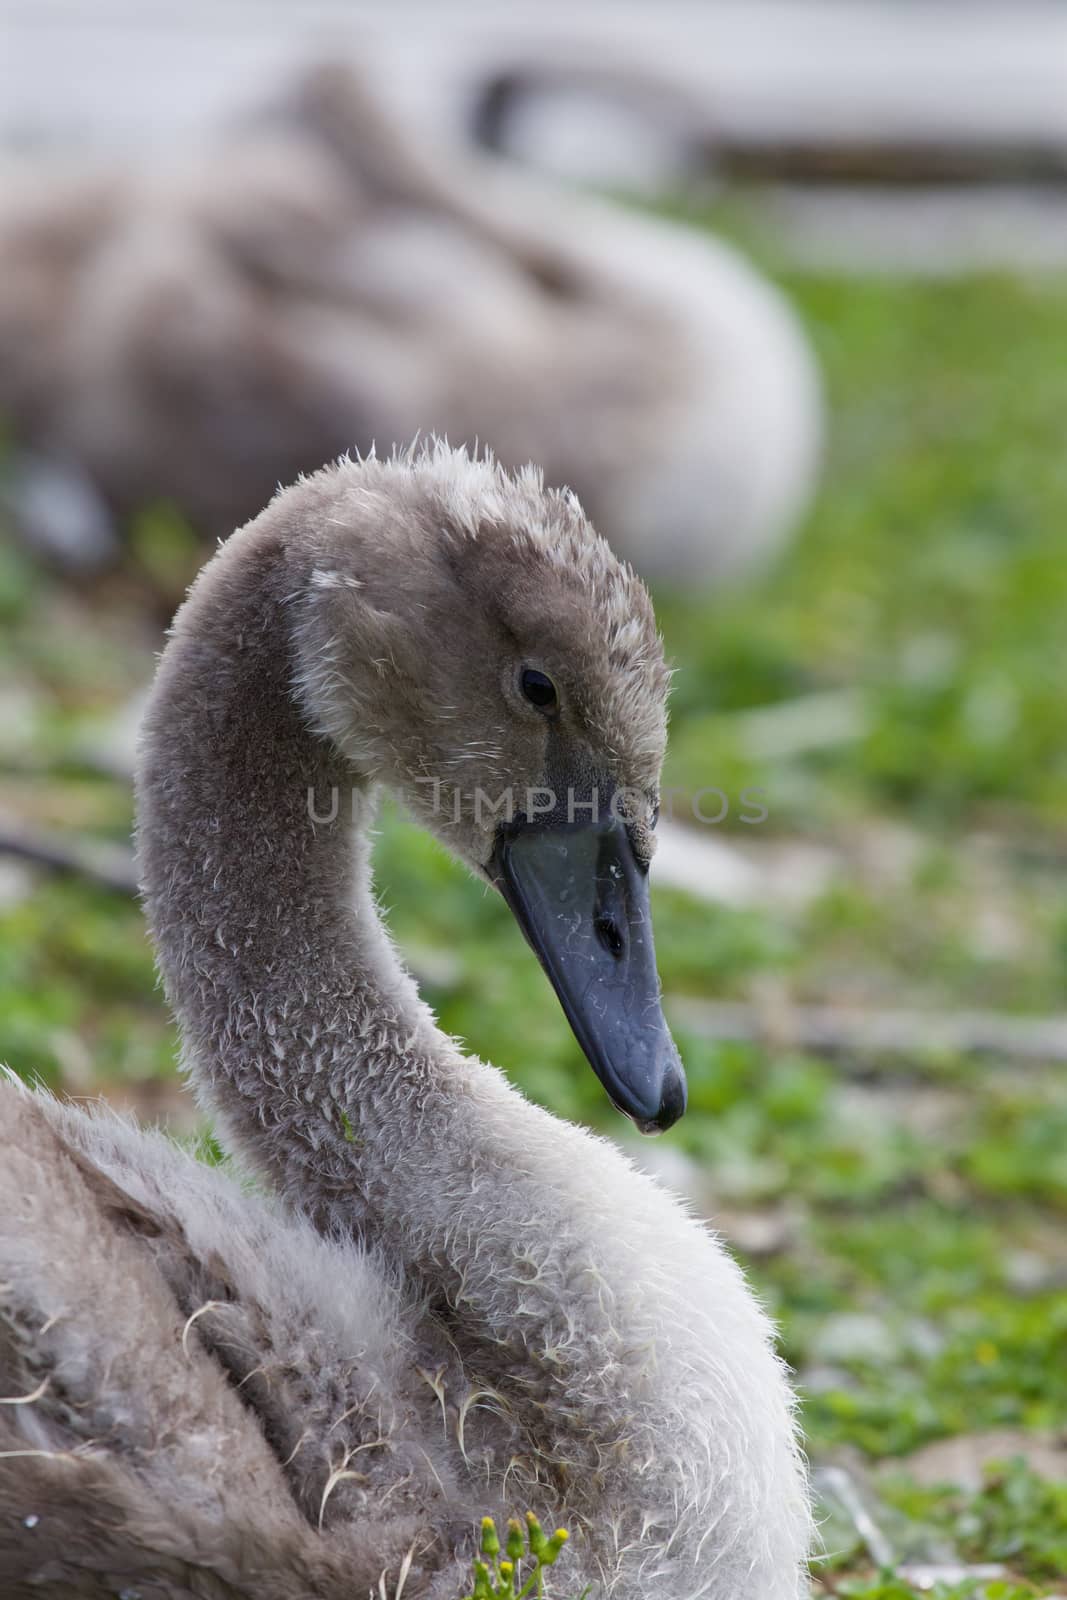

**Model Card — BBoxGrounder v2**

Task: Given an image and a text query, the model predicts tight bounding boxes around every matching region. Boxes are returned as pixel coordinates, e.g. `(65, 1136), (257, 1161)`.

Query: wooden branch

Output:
(471, 60), (1067, 187)
(669, 997), (1067, 1065)
(0, 823), (137, 897)
(703, 136), (1067, 188)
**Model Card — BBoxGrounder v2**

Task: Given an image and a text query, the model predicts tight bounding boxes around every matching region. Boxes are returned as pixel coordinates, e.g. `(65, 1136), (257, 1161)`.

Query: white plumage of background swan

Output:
(0, 445), (810, 1599)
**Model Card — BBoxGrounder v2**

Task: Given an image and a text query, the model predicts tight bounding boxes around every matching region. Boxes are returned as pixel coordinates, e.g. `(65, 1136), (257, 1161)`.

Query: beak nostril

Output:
(594, 915), (625, 959)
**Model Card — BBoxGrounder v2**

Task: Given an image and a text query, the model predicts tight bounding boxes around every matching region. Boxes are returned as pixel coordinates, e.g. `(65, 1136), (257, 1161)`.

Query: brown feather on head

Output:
(291, 443), (670, 867)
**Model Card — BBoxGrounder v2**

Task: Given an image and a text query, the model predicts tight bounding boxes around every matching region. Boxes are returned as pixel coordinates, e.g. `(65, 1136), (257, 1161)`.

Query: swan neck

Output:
(135, 521), (443, 1220)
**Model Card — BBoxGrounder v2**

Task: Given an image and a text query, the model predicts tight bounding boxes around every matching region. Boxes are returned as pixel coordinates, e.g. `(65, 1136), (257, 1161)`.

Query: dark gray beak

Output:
(489, 815), (686, 1133)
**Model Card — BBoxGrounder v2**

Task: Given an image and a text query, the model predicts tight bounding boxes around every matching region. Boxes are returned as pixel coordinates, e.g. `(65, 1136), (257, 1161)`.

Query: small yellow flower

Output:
(542, 1528), (569, 1565)
(525, 1510), (547, 1560)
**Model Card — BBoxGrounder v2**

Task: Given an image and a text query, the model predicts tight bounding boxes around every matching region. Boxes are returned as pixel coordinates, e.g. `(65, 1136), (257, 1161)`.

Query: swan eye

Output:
(520, 668), (558, 712)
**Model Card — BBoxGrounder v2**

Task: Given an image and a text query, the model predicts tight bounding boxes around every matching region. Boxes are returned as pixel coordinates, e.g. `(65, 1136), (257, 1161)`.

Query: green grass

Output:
(2, 227), (1067, 1596)
(882, 1459), (1067, 1586)
(836, 1583), (1040, 1600)
(657, 242), (1067, 833)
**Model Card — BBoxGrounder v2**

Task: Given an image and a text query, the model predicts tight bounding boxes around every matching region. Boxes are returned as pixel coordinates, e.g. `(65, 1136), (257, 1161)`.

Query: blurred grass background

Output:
(1, 206), (1066, 1596)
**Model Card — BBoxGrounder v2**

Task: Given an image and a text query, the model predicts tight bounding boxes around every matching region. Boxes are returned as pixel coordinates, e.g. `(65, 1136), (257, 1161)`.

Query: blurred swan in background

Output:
(0, 62), (821, 584)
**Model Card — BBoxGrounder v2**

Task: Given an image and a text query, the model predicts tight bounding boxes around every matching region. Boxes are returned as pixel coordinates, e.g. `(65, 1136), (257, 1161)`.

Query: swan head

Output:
(293, 445), (685, 1132)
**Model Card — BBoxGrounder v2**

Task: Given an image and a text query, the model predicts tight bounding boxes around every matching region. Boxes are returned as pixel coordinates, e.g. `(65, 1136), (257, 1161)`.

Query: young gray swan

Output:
(0, 444), (810, 1600)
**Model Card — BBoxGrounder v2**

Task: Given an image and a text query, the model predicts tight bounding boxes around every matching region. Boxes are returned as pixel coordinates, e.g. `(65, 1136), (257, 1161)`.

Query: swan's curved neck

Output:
(137, 518), (466, 1247)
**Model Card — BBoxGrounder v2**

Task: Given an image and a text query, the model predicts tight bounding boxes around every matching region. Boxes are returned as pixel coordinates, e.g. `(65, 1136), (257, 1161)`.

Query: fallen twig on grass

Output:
(669, 996), (1067, 1064)
(0, 820), (138, 896)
